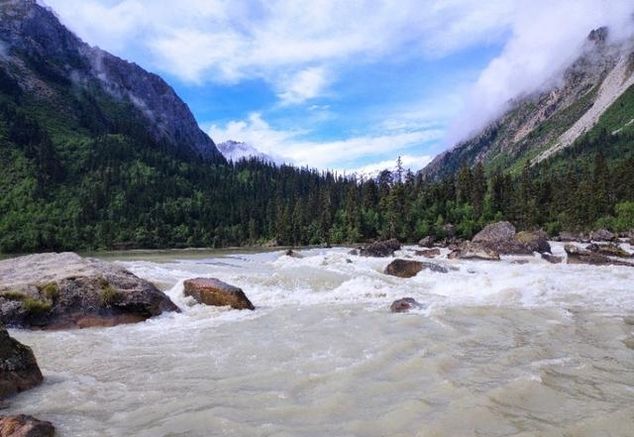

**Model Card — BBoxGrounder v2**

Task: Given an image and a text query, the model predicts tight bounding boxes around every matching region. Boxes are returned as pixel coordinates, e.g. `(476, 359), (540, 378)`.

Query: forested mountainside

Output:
(421, 27), (634, 181)
(0, 1), (632, 253)
(0, 0), (222, 161)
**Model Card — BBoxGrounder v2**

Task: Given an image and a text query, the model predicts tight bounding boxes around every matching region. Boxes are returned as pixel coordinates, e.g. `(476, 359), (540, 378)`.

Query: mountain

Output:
(421, 27), (634, 180)
(0, 0), (222, 161)
(216, 140), (278, 164)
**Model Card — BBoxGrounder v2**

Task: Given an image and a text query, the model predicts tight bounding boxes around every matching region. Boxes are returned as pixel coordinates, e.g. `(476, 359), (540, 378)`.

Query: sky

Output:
(42, 0), (634, 173)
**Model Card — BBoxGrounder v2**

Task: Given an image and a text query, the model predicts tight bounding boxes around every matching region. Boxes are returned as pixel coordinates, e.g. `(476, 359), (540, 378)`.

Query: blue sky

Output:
(43, 0), (634, 173)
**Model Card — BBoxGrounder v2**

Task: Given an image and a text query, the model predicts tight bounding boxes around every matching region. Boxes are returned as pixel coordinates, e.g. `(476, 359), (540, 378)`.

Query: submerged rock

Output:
(385, 259), (448, 278)
(415, 248), (441, 258)
(184, 278), (254, 310)
(589, 229), (615, 242)
(0, 415), (55, 437)
(359, 239), (401, 257)
(448, 242), (500, 261)
(390, 297), (424, 313)
(0, 253), (179, 330)
(564, 244), (633, 267)
(285, 249), (303, 258)
(542, 253), (564, 264)
(0, 328), (42, 399)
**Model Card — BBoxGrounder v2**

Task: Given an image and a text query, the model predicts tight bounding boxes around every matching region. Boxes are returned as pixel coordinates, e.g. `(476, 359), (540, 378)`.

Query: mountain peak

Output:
(588, 26), (609, 44)
(0, 0), (223, 161)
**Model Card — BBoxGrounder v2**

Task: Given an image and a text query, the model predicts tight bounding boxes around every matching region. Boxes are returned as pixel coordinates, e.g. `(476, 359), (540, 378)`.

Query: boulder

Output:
(415, 248), (441, 258)
(0, 328), (42, 399)
(557, 231), (589, 243)
(586, 243), (631, 258)
(183, 278), (254, 310)
(515, 230), (551, 254)
(359, 239), (401, 257)
(589, 229), (615, 242)
(564, 244), (633, 267)
(347, 249), (359, 256)
(417, 236), (435, 248)
(390, 297), (424, 313)
(448, 242), (500, 261)
(0, 415), (55, 437)
(473, 221), (516, 245)
(385, 259), (448, 278)
(0, 253), (179, 330)
(541, 253), (563, 264)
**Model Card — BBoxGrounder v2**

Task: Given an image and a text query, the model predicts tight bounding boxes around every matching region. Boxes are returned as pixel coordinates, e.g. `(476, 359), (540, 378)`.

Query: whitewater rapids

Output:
(8, 243), (634, 436)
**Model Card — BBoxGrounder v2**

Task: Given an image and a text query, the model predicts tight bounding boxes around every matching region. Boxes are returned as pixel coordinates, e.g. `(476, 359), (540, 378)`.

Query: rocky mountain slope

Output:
(0, 0), (222, 160)
(422, 27), (634, 180)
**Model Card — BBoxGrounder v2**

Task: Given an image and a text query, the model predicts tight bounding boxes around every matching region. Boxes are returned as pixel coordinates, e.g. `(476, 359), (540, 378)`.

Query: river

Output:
(7, 243), (634, 436)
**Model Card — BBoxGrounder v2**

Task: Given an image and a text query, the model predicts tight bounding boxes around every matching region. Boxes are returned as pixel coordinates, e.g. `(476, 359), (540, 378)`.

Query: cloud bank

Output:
(449, 0), (634, 143)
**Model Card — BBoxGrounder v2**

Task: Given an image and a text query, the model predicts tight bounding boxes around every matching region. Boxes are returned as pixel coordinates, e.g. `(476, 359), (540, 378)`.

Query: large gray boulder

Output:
(359, 239), (401, 257)
(0, 253), (179, 329)
(0, 328), (43, 399)
(472, 222), (551, 254)
(183, 278), (254, 310)
(0, 414), (55, 436)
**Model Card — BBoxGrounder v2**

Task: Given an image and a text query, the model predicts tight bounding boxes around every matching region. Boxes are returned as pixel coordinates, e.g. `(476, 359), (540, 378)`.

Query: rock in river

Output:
(359, 239), (401, 257)
(472, 222), (551, 255)
(0, 327), (43, 399)
(448, 242), (500, 261)
(0, 415), (55, 437)
(390, 298), (424, 313)
(0, 252), (179, 329)
(564, 244), (633, 267)
(385, 259), (448, 278)
(183, 278), (255, 310)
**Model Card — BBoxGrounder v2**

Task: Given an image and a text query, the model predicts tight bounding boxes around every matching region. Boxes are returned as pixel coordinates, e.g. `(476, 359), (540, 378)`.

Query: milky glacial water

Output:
(7, 243), (634, 436)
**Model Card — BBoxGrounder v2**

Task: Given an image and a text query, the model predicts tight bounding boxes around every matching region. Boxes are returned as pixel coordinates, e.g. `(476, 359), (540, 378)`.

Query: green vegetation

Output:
(0, 291), (27, 301)
(23, 297), (52, 315)
(0, 52), (632, 253)
(99, 280), (122, 308)
(38, 282), (59, 300)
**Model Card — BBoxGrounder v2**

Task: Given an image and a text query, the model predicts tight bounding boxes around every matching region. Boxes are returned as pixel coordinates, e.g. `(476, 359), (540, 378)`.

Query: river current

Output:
(8, 243), (634, 436)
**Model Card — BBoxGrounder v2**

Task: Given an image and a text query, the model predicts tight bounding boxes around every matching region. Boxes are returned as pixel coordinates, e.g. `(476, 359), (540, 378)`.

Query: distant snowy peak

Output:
(217, 140), (277, 164)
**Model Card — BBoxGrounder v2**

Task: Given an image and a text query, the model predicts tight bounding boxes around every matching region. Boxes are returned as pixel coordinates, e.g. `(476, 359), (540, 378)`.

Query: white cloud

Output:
(43, 0), (517, 102)
(208, 113), (441, 169)
(449, 0), (634, 143)
(277, 67), (329, 105)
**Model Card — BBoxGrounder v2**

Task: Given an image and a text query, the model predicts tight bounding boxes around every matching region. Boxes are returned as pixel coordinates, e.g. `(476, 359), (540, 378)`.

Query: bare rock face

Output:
(385, 259), (448, 278)
(565, 244), (633, 266)
(390, 298), (424, 313)
(183, 278), (254, 310)
(589, 229), (616, 242)
(359, 239), (401, 257)
(0, 415), (55, 437)
(0, 253), (179, 329)
(0, 328), (42, 399)
(448, 242), (500, 261)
